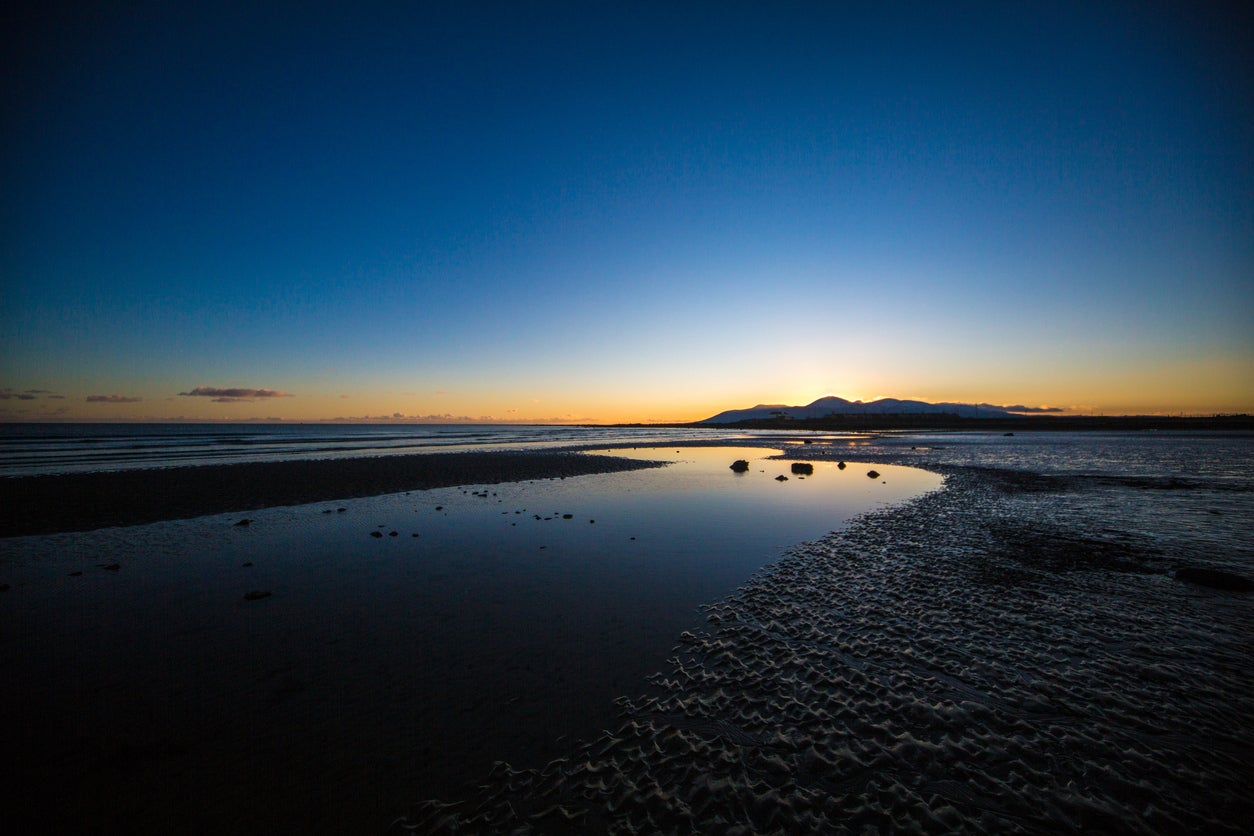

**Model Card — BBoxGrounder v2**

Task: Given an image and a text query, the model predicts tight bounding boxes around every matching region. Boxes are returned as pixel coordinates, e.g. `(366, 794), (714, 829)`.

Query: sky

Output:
(2, 1), (1251, 423)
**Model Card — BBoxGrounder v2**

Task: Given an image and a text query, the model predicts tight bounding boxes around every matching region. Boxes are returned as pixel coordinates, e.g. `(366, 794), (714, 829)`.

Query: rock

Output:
(563, 514), (573, 519)
(388, 531), (398, 537)
(370, 531), (383, 538)
(243, 590), (272, 601)
(337, 508), (347, 513)
(775, 475), (789, 482)
(730, 460), (750, 473)
(1174, 567), (1254, 592)
(242, 562), (253, 567)
(234, 519), (253, 527)
(837, 461), (847, 469)
(69, 571), (83, 577)
(100, 563), (120, 572)
(866, 470), (881, 479)
(791, 462), (814, 475)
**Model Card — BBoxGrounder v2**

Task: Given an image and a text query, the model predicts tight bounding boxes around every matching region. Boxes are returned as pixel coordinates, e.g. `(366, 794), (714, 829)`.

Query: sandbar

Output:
(0, 451), (662, 537)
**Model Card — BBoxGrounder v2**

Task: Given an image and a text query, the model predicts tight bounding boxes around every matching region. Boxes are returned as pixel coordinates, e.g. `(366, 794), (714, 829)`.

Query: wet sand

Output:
(397, 445), (1253, 834)
(0, 451), (663, 537)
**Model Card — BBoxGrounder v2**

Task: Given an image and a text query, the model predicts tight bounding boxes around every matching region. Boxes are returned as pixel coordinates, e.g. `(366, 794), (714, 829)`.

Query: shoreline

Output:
(398, 445), (1254, 833)
(0, 450), (664, 538)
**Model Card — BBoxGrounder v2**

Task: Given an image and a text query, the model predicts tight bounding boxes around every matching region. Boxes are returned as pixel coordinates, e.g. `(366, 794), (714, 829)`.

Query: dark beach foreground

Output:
(397, 439), (1254, 834)
(3, 434), (1250, 834)
(0, 451), (662, 537)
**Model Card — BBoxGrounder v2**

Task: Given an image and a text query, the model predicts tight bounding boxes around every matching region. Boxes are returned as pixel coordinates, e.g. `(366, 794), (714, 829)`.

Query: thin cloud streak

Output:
(86, 394), (143, 403)
(179, 386), (294, 399)
(982, 403), (1066, 414)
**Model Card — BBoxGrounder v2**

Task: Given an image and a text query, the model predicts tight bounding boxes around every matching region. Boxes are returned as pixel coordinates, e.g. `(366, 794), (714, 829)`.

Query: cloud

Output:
(3, 388), (67, 400)
(179, 386), (294, 401)
(86, 394), (143, 403)
(992, 403), (1067, 414)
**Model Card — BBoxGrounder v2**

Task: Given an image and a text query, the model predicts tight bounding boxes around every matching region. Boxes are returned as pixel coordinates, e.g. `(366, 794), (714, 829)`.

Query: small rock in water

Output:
(729, 460), (750, 473)
(562, 514), (573, 520)
(775, 475), (789, 481)
(837, 461), (847, 469)
(242, 562), (254, 567)
(100, 563), (120, 572)
(337, 508), (347, 513)
(370, 531), (383, 538)
(866, 470), (881, 479)
(234, 519), (253, 527)
(243, 590), (272, 601)
(69, 571), (83, 577)
(388, 531), (398, 537)
(791, 462), (814, 475)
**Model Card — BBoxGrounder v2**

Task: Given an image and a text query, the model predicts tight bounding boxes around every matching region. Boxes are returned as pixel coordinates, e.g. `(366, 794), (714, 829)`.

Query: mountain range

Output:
(700, 396), (1061, 424)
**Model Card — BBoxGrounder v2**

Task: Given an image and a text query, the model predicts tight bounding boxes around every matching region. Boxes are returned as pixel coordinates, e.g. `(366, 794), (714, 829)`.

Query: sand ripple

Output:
(393, 458), (1253, 834)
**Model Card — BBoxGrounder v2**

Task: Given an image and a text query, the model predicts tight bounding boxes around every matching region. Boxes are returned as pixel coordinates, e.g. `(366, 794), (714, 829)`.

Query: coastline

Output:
(0, 450), (664, 537)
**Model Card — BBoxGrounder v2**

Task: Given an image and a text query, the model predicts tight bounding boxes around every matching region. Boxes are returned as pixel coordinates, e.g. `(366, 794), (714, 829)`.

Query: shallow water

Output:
(0, 445), (938, 833)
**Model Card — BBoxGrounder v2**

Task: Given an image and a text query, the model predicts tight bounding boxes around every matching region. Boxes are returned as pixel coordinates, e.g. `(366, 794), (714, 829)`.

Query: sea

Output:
(0, 422), (814, 477)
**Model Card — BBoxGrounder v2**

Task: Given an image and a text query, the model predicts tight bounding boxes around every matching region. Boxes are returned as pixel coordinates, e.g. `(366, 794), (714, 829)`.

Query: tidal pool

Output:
(1, 446), (940, 833)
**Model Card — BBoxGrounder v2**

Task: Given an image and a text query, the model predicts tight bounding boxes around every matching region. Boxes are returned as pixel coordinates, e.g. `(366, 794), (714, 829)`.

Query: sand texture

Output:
(395, 455), (1253, 834)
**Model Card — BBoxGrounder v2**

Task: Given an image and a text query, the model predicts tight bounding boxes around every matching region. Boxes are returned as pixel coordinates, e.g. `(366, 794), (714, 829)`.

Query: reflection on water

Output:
(0, 446), (938, 832)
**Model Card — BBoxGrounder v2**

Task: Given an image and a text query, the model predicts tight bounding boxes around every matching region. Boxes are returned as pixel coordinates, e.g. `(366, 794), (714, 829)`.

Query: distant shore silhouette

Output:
(624, 414), (1254, 432)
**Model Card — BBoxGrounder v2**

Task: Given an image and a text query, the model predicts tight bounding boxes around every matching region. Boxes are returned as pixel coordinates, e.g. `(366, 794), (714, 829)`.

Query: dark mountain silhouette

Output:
(701, 396), (1022, 424)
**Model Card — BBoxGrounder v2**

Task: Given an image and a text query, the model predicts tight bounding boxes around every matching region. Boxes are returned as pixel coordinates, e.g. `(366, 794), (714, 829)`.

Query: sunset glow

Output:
(3, 3), (1250, 423)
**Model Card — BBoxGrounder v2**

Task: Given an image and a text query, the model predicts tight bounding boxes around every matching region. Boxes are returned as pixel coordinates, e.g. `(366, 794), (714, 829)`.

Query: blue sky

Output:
(3, 1), (1251, 421)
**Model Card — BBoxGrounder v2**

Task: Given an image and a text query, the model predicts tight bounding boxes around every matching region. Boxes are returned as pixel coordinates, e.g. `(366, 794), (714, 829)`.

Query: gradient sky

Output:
(3, 1), (1251, 422)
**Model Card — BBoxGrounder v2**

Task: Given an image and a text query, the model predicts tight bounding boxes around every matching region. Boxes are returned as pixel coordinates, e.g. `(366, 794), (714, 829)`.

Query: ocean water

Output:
(0, 422), (840, 476)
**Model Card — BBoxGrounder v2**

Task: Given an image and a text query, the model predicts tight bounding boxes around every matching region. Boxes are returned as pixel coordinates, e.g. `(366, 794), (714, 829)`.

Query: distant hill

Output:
(700, 396), (1019, 424)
